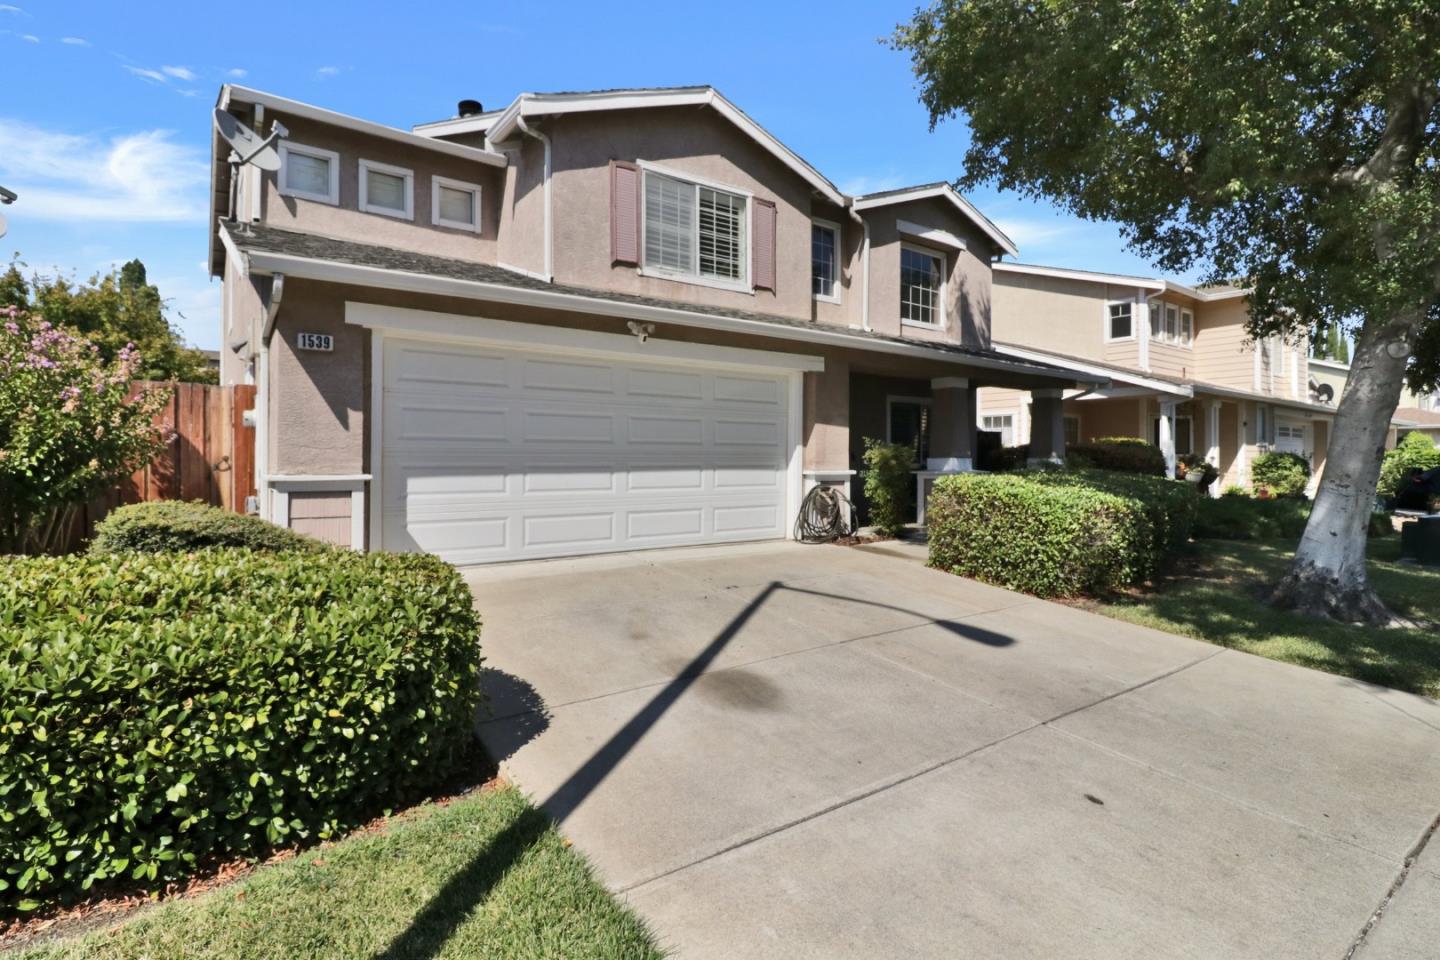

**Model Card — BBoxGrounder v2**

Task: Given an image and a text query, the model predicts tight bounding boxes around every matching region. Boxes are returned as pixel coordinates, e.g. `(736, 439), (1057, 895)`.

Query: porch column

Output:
(1158, 399), (1178, 477)
(927, 377), (973, 471)
(802, 355), (852, 496)
(1206, 401), (1222, 497)
(1029, 388), (1067, 464)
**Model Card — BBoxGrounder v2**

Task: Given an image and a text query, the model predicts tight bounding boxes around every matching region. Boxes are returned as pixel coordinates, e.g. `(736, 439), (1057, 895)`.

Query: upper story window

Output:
(642, 166), (749, 288)
(1148, 301), (1193, 347)
(811, 219), (841, 303)
(1106, 301), (1133, 340)
(278, 142), (339, 205)
(432, 176), (482, 232)
(358, 159), (414, 220)
(900, 244), (945, 327)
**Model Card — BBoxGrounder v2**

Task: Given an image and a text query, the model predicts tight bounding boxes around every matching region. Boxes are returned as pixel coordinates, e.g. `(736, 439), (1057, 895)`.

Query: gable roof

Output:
(417, 86), (847, 206)
(994, 261), (1250, 301)
(851, 183), (1020, 259)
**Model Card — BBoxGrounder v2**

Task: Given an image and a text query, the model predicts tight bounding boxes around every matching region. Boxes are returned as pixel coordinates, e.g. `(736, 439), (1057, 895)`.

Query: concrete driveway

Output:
(467, 541), (1440, 960)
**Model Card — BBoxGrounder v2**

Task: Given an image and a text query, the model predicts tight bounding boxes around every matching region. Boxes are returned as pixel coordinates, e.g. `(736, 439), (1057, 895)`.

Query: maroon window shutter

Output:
(610, 160), (641, 265)
(752, 198), (776, 290)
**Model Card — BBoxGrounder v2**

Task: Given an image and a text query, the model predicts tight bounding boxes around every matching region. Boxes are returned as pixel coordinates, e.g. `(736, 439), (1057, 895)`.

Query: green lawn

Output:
(17, 783), (663, 960)
(1083, 537), (1440, 699)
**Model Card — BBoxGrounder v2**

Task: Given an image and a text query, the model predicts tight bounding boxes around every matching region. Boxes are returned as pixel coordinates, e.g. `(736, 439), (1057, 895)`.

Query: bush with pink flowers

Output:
(0, 307), (171, 554)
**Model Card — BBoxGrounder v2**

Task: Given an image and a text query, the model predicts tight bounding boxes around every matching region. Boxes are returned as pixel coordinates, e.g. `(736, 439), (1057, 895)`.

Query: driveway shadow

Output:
(475, 668), (551, 765)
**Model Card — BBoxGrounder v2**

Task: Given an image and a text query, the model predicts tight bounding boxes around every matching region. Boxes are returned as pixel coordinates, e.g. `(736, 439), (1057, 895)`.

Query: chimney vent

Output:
(457, 99), (483, 117)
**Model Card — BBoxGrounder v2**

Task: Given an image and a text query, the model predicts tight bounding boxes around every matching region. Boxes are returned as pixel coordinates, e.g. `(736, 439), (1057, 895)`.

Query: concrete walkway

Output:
(466, 541), (1440, 959)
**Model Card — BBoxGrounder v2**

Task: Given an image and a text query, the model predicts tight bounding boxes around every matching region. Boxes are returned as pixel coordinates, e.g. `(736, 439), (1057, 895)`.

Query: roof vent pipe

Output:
(457, 99), (484, 117)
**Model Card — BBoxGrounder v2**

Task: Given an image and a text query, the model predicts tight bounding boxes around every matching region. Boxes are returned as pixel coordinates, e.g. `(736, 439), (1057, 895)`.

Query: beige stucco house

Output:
(212, 84), (1103, 561)
(976, 262), (1357, 491)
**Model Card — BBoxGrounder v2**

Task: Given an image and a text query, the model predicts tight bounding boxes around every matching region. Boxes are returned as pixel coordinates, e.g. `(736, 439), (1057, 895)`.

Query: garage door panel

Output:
(382, 337), (791, 563)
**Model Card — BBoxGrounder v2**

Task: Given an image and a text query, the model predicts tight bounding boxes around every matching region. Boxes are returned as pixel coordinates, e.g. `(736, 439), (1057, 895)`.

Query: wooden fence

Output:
(61, 382), (257, 551)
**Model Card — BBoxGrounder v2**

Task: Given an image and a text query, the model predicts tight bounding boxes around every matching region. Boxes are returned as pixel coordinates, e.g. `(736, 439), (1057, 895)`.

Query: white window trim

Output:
(980, 411), (1018, 447)
(431, 175), (483, 233)
(1148, 301), (1195, 350)
(1104, 299), (1136, 342)
(811, 217), (843, 305)
(278, 141), (340, 205)
(899, 241), (946, 330)
(636, 159), (753, 294)
(1180, 308), (1194, 348)
(358, 158), (415, 221)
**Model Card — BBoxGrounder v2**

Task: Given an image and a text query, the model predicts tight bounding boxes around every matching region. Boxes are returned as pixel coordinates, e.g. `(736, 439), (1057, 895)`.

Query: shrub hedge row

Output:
(1066, 437), (1167, 476)
(926, 469), (1197, 597)
(0, 548), (483, 911)
(1248, 451), (1311, 498)
(1195, 495), (1394, 540)
(89, 501), (326, 555)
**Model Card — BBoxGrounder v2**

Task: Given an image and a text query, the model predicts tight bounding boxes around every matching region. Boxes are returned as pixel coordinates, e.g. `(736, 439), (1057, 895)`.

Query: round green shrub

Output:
(1378, 431), (1440, 500)
(0, 548), (483, 911)
(1249, 451), (1311, 498)
(89, 501), (328, 555)
(928, 472), (1156, 597)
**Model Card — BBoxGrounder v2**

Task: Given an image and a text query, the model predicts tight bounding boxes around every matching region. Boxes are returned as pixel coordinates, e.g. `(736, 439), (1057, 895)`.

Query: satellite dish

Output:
(1316, 383), (1335, 403)
(213, 108), (284, 172)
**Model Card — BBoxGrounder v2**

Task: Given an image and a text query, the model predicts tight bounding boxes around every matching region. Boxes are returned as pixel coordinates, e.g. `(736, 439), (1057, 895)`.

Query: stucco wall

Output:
(219, 256), (264, 385)
(253, 112), (502, 263)
(858, 195), (997, 349)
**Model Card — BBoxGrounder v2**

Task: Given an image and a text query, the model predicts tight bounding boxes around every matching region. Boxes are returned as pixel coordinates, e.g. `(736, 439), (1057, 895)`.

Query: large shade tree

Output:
(896, 0), (1440, 624)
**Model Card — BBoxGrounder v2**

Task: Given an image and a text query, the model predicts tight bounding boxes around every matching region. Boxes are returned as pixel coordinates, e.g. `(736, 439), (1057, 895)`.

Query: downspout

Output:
(847, 205), (870, 331)
(514, 115), (553, 282)
(255, 272), (284, 520)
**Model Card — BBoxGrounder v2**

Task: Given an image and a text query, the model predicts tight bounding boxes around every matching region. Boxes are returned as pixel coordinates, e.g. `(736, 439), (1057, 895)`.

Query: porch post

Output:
(801, 355), (852, 496)
(1028, 388), (1067, 464)
(1158, 399), (1177, 478)
(1206, 401), (1222, 497)
(927, 377), (973, 471)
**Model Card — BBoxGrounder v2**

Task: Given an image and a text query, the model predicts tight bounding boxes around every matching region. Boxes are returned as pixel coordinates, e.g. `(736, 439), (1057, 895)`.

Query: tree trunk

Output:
(1269, 310), (1416, 625)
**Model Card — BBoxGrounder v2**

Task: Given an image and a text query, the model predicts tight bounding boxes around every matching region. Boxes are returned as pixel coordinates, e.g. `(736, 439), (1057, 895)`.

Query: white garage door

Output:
(1275, 423), (1307, 455)
(380, 337), (793, 564)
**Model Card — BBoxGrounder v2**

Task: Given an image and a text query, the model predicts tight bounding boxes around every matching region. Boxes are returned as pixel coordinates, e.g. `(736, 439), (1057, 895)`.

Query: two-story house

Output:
(211, 85), (1101, 561)
(976, 262), (1349, 491)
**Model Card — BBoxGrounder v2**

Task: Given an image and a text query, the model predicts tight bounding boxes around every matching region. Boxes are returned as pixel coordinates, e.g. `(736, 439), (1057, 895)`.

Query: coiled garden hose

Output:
(794, 484), (856, 543)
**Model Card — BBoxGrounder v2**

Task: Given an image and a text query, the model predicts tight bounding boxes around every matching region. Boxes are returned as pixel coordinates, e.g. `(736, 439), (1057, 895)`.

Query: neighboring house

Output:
(212, 85), (1100, 561)
(976, 262), (1344, 491)
(1394, 388), (1440, 447)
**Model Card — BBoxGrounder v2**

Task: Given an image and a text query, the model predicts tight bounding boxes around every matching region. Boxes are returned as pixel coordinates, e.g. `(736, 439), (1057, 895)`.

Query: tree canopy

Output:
(895, 0), (1440, 623)
(0, 259), (216, 384)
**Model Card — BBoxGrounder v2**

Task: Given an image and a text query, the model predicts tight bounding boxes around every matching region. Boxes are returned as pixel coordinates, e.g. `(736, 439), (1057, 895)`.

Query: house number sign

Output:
(297, 332), (334, 352)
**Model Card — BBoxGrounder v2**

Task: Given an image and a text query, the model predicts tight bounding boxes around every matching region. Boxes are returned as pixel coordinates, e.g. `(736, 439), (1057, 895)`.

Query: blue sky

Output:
(0, 0), (1191, 351)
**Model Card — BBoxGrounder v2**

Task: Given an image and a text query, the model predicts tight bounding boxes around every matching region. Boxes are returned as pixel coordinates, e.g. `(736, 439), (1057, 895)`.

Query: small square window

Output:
(981, 414), (1015, 446)
(359, 159), (414, 220)
(432, 176), (482, 232)
(279, 142), (339, 205)
(812, 220), (840, 302)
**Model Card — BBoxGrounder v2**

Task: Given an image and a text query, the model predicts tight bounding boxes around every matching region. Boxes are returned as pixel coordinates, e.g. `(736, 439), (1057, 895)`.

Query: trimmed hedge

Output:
(862, 438), (915, 536)
(927, 470), (1193, 597)
(1195, 495), (1394, 540)
(1025, 468), (1198, 576)
(1249, 451), (1310, 498)
(89, 500), (326, 555)
(0, 548), (483, 911)
(1379, 431), (1440, 501)
(1066, 437), (1167, 476)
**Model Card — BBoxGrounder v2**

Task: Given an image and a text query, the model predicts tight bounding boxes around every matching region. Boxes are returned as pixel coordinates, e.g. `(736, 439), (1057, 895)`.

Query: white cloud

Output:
(0, 118), (208, 223)
(315, 65), (341, 78)
(60, 36), (88, 46)
(992, 217), (1084, 248)
(19, 32), (37, 42)
(226, 67), (247, 78)
(838, 173), (907, 196)
(123, 64), (166, 82)
(151, 266), (221, 349)
(0, 5), (26, 14)
(161, 64), (195, 81)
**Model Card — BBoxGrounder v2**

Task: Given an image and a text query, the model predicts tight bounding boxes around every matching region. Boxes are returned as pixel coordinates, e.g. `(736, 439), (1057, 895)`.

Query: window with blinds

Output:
(643, 170), (747, 285)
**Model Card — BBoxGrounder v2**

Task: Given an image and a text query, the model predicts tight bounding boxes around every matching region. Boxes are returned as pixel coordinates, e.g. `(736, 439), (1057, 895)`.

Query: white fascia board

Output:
(852, 185), (1019, 258)
(222, 85), (507, 167)
(482, 88), (846, 206)
(993, 261), (1164, 291)
(346, 302), (824, 373)
(241, 248), (1095, 384)
(217, 224), (248, 278)
(412, 113), (502, 137)
(1162, 279), (1251, 302)
(1309, 357), (1352, 372)
(897, 219), (966, 250)
(992, 343), (1188, 396)
(1190, 381), (1334, 415)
